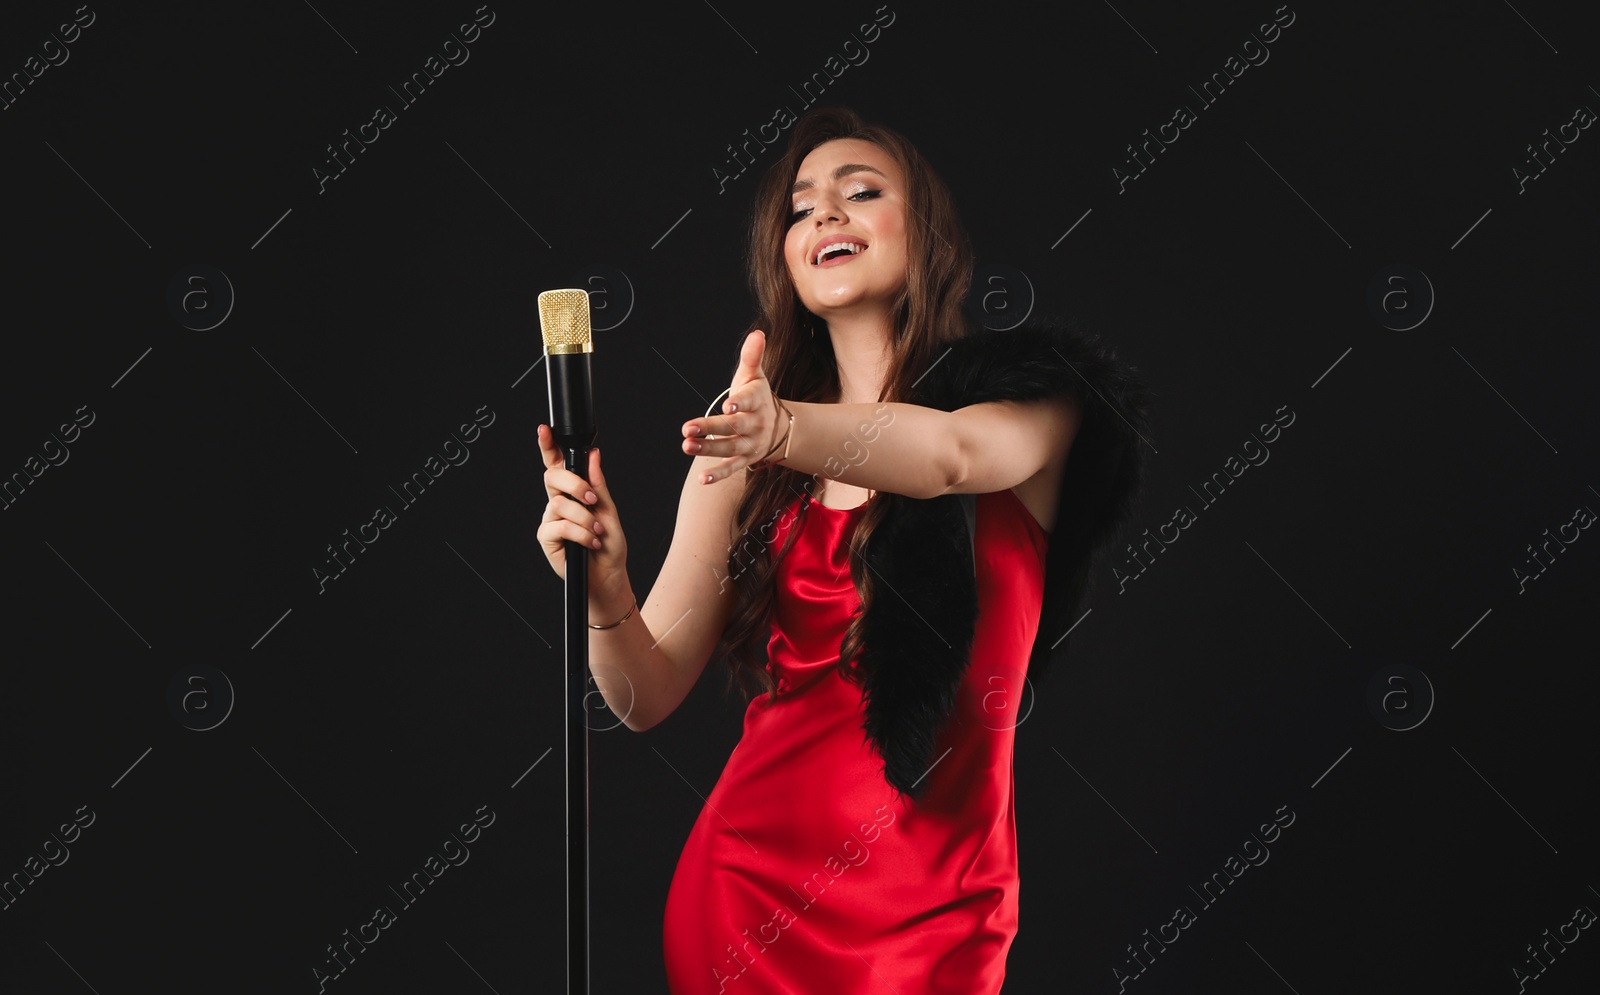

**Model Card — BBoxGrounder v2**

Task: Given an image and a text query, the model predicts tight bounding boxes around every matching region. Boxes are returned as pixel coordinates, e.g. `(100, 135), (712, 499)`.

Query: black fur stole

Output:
(850, 315), (1153, 800)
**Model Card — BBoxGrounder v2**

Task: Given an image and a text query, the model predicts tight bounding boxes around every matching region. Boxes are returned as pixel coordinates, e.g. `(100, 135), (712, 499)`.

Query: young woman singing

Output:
(537, 106), (1151, 993)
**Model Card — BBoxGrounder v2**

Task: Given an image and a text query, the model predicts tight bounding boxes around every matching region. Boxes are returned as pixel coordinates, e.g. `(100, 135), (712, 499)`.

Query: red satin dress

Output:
(663, 486), (1049, 994)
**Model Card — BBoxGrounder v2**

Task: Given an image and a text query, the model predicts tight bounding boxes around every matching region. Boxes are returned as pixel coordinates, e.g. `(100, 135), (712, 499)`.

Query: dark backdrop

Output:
(2, 1), (1596, 992)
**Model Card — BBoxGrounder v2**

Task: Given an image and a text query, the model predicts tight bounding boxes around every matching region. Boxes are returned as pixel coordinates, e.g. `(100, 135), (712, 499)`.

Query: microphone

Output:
(538, 289), (596, 452)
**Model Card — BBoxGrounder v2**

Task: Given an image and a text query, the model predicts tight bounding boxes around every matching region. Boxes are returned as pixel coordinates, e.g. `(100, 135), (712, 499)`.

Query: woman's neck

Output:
(822, 312), (893, 404)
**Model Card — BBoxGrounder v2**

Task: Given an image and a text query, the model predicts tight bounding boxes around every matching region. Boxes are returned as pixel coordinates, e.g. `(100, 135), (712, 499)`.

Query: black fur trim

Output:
(854, 490), (979, 802)
(851, 315), (1153, 800)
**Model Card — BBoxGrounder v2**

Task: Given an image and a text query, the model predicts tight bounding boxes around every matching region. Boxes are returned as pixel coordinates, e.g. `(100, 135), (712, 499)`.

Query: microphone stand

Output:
(563, 441), (592, 995)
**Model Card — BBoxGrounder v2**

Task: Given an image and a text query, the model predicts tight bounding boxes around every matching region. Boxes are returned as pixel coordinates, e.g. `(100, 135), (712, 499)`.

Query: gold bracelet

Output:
(589, 599), (637, 629)
(748, 401), (794, 472)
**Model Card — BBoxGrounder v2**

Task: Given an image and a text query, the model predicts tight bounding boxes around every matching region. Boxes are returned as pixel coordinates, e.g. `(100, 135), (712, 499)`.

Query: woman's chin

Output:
(808, 287), (896, 315)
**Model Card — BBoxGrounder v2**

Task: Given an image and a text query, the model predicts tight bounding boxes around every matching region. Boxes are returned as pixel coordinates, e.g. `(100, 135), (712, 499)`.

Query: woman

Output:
(537, 107), (1151, 993)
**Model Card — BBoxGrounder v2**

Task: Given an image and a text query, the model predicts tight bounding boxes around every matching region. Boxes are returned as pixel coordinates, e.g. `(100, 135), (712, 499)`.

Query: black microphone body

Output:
(547, 350), (596, 452)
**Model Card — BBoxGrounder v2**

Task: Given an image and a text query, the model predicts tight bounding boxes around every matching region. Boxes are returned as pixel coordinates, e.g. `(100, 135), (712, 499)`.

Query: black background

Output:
(1, 1), (1596, 992)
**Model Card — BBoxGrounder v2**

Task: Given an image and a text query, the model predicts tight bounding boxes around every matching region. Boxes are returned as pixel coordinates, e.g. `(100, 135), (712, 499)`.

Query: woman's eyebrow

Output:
(791, 163), (886, 195)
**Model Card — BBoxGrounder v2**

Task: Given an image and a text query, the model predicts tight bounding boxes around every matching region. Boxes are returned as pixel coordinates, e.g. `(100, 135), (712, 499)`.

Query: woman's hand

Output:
(681, 329), (786, 484)
(536, 425), (628, 585)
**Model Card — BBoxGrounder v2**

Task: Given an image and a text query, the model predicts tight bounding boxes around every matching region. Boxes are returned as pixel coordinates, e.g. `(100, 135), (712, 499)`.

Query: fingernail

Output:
(728, 402), (738, 413)
(586, 491), (597, 504)
(686, 425), (700, 437)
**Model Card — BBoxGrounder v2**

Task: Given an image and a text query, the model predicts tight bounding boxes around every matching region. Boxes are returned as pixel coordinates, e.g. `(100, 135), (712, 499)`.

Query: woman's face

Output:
(784, 138), (909, 321)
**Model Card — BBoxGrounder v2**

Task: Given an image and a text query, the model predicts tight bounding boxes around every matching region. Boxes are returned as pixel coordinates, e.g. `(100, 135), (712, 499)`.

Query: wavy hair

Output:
(712, 106), (975, 701)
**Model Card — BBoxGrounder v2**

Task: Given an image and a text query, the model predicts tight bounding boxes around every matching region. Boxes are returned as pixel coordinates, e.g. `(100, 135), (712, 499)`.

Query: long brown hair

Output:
(712, 106), (975, 701)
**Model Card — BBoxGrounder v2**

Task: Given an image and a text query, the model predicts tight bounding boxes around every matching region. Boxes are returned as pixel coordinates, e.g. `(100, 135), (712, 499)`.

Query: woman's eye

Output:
(790, 189), (881, 224)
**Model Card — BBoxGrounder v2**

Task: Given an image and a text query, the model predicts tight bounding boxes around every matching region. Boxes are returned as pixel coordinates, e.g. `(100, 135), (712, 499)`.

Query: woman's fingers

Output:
(683, 410), (752, 440)
(550, 449), (612, 542)
(564, 472), (598, 504)
(538, 516), (602, 551)
(588, 448), (612, 509)
(680, 331), (777, 479)
(537, 441), (623, 585)
(551, 492), (603, 534)
(537, 423), (565, 468)
(547, 467), (598, 505)
(539, 425), (595, 499)
(683, 432), (758, 458)
(539, 426), (600, 503)
(731, 330), (766, 386)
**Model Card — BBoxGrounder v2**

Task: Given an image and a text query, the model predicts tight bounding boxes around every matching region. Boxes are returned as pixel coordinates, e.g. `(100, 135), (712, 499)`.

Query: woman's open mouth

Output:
(814, 241), (869, 267)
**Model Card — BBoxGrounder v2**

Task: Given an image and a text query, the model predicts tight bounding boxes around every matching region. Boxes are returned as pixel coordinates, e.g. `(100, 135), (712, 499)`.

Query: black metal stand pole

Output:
(564, 444), (591, 994)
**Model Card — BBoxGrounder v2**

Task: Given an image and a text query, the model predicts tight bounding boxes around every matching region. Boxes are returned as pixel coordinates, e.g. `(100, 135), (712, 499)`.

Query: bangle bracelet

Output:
(589, 599), (637, 629)
(748, 401), (794, 472)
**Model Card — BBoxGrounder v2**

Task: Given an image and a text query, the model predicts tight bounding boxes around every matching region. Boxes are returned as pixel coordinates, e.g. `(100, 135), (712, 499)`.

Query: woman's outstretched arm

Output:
(680, 329), (1080, 499)
(687, 395), (1079, 500)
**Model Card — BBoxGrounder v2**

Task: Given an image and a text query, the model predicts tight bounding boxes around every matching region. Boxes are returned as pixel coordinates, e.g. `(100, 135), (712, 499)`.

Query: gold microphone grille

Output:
(537, 289), (593, 354)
